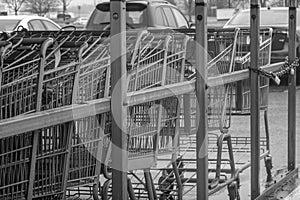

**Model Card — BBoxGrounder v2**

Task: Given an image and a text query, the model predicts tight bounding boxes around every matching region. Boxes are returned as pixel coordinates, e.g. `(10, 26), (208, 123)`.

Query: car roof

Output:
(224, 7), (300, 28)
(99, 0), (171, 5)
(127, 0), (171, 4)
(0, 15), (50, 20)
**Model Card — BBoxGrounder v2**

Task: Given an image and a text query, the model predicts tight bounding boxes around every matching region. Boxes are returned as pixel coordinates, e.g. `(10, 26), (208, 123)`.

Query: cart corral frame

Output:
(0, 0), (299, 200)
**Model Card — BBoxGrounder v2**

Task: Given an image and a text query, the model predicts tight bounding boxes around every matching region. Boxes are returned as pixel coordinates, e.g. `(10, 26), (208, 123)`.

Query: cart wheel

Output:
(98, 181), (102, 197)
(102, 163), (112, 180)
(159, 193), (175, 200)
(92, 181), (101, 200)
(228, 181), (240, 200)
(264, 155), (273, 182)
(102, 179), (112, 200)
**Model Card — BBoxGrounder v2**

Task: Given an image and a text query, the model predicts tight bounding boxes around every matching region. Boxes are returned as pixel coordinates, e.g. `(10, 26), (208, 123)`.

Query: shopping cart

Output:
(2, 29), (113, 199)
(232, 28), (273, 114)
(65, 30), (170, 199)
(0, 31), (89, 199)
(99, 28), (239, 199)
(0, 37), (59, 200)
(139, 28), (239, 199)
(79, 30), (190, 200)
(151, 28), (273, 200)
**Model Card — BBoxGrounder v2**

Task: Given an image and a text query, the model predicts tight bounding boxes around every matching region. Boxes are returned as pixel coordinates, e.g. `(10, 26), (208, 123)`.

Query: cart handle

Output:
(58, 25), (77, 33)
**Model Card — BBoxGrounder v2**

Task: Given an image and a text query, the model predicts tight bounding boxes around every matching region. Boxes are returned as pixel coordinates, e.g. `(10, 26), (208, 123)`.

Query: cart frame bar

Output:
(250, 0), (261, 199)
(195, 1), (208, 199)
(110, 0), (128, 199)
(288, 0), (297, 172)
(0, 62), (283, 140)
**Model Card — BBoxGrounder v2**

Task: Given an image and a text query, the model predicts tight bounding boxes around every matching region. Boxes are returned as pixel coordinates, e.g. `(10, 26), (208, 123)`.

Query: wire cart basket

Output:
(232, 28), (273, 114)
(145, 28), (273, 200)
(0, 30), (90, 199)
(0, 26), (274, 200)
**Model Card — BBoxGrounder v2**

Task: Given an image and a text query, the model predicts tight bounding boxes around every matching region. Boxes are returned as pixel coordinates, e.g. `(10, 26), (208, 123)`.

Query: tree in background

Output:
(216, 0), (248, 8)
(270, 0), (284, 6)
(2, 0), (26, 15)
(26, 0), (59, 16)
(59, 0), (72, 21)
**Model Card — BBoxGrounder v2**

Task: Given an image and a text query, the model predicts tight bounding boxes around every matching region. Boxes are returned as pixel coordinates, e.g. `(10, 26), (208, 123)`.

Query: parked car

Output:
(73, 17), (88, 25)
(224, 7), (300, 84)
(85, 0), (190, 30)
(0, 15), (61, 32)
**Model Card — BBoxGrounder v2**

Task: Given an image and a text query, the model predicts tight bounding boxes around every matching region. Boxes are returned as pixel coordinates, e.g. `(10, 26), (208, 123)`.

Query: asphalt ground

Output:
(200, 85), (300, 199)
(227, 85), (300, 199)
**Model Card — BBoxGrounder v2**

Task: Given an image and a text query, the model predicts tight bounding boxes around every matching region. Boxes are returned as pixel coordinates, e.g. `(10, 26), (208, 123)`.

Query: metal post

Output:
(195, 0), (208, 200)
(188, 0), (192, 22)
(110, 0), (128, 199)
(288, 0), (297, 171)
(250, 0), (260, 199)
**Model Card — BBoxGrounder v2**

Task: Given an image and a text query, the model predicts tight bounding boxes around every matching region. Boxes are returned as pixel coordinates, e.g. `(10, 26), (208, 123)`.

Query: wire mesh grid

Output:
(128, 96), (180, 159)
(68, 116), (102, 188)
(0, 39), (45, 119)
(41, 63), (80, 110)
(127, 32), (170, 92)
(232, 28), (273, 114)
(140, 29), (242, 199)
(32, 125), (70, 199)
(153, 28), (273, 199)
(75, 30), (188, 170)
(77, 38), (110, 102)
(0, 31), (89, 199)
(65, 31), (152, 197)
(182, 29), (239, 134)
(0, 28), (254, 199)
(0, 133), (32, 200)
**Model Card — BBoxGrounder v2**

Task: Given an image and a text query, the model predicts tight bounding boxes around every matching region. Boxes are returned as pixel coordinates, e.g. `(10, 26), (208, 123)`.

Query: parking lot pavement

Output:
(204, 86), (300, 200)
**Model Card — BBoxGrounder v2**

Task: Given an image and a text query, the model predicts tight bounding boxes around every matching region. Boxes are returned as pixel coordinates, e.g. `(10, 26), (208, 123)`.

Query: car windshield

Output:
(228, 9), (300, 27)
(90, 2), (147, 29)
(0, 19), (20, 31)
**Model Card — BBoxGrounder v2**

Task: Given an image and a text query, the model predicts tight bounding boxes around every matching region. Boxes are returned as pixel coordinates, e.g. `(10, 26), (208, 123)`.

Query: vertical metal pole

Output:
(110, 0), (128, 199)
(250, 0), (260, 199)
(195, 0), (208, 200)
(188, 0), (192, 22)
(288, 0), (297, 171)
(27, 39), (52, 200)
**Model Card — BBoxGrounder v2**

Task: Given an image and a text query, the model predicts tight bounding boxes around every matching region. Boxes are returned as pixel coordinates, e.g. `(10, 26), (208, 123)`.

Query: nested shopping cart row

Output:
(96, 28), (269, 199)
(0, 29), (190, 199)
(134, 28), (274, 200)
(0, 29), (104, 200)
(0, 27), (274, 200)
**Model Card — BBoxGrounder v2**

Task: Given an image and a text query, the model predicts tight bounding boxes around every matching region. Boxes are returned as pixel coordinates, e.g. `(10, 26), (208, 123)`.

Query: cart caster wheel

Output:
(92, 181), (101, 200)
(102, 179), (112, 200)
(98, 181), (102, 197)
(265, 155), (273, 182)
(102, 163), (112, 180)
(159, 193), (174, 200)
(228, 181), (240, 200)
